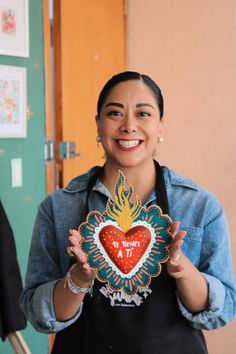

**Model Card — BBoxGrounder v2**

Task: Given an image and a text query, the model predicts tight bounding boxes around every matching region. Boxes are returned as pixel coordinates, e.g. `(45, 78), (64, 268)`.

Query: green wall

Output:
(0, 1), (48, 353)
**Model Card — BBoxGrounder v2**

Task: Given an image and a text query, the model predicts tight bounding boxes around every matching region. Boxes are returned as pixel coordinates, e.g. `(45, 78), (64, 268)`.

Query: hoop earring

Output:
(158, 136), (164, 143)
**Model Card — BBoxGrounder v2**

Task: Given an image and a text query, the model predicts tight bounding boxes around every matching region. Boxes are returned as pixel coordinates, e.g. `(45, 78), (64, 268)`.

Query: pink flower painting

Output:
(1, 8), (16, 35)
(0, 79), (20, 124)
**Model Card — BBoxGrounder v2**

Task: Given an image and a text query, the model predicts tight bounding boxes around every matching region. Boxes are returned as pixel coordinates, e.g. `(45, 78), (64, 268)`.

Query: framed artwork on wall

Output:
(0, 65), (27, 138)
(0, 0), (29, 57)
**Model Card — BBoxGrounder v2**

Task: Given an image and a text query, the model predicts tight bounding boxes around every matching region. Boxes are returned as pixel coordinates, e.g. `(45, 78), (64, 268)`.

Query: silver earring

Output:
(158, 136), (164, 143)
(96, 136), (101, 142)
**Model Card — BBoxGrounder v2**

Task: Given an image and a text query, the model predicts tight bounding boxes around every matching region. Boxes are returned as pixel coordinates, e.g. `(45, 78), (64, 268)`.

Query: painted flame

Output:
(106, 171), (142, 232)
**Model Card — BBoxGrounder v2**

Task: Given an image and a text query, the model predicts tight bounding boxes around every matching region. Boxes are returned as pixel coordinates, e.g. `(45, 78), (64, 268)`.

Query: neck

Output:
(101, 160), (157, 203)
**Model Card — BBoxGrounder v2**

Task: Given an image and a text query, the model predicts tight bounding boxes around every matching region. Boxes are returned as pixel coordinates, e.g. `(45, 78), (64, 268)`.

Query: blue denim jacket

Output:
(20, 166), (236, 333)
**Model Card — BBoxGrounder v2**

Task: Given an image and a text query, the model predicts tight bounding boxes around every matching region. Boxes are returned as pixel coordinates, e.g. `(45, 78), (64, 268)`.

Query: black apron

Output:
(52, 161), (208, 354)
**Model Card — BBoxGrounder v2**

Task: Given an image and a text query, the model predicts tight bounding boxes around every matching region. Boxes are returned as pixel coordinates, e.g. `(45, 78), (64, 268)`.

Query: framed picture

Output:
(0, 0), (29, 57)
(0, 65), (27, 138)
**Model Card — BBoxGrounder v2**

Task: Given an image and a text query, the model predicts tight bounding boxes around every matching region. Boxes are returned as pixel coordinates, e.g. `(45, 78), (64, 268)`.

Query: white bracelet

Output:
(65, 263), (94, 294)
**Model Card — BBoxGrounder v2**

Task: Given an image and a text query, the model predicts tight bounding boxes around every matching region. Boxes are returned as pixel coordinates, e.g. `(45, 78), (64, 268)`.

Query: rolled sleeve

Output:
(20, 280), (83, 333)
(176, 199), (236, 330)
(20, 197), (84, 333)
(176, 272), (226, 329)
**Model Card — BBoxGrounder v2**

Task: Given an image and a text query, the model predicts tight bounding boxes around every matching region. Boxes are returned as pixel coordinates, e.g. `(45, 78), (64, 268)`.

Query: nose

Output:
(120, 112), (137, 134)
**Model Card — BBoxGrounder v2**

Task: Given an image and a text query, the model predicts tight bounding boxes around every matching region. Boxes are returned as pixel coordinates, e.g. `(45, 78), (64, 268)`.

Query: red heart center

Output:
(99, 225), (151, 274)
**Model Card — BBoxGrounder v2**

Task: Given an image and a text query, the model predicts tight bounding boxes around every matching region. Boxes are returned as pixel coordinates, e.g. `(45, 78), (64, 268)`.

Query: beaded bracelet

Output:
(65, 263), (94, 294)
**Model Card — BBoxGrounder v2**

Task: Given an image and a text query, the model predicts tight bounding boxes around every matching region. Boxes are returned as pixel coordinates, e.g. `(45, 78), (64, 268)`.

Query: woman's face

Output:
(96, 80), (164, 170)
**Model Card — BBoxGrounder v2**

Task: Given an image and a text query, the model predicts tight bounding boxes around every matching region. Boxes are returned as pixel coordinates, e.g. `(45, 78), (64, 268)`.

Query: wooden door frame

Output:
(44, 0), (63, 194)
(43, 0), (56, 349)
(44, 0), (54, 195)
(52, 0), (64, 190)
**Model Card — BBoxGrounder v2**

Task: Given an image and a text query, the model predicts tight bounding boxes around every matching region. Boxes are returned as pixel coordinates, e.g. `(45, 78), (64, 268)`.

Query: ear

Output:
(95, 114), (100, 133)
(158, 118), (164, 135)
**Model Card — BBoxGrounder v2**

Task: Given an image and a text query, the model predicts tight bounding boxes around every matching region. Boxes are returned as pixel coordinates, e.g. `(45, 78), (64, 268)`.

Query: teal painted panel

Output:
(0, 1), (48, 353)
(0, 326), (47, 354)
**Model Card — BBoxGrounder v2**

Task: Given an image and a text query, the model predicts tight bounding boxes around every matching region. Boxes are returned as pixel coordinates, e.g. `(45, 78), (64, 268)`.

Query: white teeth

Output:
(117, 140), (140, 148)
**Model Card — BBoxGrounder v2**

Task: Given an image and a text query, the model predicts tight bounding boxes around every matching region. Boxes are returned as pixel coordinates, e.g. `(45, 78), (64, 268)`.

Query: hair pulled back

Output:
(97, 71), (164, 120)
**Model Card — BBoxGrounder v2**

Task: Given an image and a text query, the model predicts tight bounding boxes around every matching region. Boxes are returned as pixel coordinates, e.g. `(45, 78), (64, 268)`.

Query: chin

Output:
(111, 157), (149, 170)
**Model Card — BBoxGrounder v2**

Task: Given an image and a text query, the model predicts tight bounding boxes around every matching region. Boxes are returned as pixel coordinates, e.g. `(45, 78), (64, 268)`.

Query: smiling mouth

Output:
(116, 139), (142, 149)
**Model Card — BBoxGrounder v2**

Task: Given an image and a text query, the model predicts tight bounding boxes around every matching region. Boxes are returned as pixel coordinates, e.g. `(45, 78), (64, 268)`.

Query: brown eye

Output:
(107, 110), (122, 117)
(139, 111), (151, 117)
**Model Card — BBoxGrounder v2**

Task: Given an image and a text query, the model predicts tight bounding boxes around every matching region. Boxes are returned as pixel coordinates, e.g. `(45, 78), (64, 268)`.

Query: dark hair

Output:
(97, 71), (164, 119)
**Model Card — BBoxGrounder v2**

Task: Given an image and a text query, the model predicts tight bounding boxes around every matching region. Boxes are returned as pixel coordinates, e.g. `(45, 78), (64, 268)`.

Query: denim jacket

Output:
(20, 166), (236, 333)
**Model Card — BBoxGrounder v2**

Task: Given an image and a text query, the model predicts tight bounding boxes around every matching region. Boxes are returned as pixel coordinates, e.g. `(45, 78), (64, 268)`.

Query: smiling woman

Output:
(96, 73), (164, 194)
(20, 71), (236, 354)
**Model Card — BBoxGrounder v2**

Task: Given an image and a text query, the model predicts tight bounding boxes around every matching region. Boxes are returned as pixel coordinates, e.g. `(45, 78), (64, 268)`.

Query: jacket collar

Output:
(163, 166), (199, 191)
(63, 166), (100, 193)
(63, 165), (199, 194)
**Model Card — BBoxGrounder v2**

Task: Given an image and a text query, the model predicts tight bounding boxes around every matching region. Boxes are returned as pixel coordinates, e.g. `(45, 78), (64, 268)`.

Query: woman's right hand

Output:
(68, 229), (97, 287)
(54, 229), (96, 321)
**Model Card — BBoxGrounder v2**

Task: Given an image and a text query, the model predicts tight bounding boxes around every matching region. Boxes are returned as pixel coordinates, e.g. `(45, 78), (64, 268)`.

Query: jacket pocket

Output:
(180, 226), (203, 267)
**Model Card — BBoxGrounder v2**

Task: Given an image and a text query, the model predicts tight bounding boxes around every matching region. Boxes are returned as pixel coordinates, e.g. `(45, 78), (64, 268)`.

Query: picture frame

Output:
(0, 65), (27, 138)
(0, 0), (29, 57)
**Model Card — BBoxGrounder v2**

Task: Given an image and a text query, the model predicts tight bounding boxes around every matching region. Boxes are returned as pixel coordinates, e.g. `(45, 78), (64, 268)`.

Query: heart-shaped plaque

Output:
(79, 171), (172, 295)
(99, 225), (151, 274)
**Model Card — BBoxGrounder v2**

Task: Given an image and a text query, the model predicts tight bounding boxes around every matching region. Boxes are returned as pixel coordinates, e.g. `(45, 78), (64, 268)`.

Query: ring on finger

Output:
(67, 246), (75, 258)
(170, 253), (180, 262)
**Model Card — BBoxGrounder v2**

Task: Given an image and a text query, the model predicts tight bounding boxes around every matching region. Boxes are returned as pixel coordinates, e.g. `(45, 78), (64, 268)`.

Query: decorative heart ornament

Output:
(99, 225), (151, 274)
(80, 171), (172, 295)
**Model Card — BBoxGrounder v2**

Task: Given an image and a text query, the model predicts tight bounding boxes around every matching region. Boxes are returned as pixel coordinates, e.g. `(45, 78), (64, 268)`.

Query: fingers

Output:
(82, 262), (91, 271)
(67, 230), (97, 285)
(68, 229), (88, 265)
(69, 229), (82, 245)
(169, 221), (180, 237)
(169, 230), (186, 254)
(68, 229), (83, 254)
(167, 221), (187, 277)
(70, 245), (87, 263)
(169, 222), (184, 252)
(168, 220), (186, 258)
(168, 262), (184, 274)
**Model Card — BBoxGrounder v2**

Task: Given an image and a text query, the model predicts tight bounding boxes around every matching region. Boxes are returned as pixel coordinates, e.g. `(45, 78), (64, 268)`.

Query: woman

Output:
(21, 72), (236, 353)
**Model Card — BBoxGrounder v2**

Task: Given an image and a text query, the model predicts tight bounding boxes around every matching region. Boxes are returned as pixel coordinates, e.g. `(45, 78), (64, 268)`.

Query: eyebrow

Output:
(104, 102), (124, 108)
(136, 103), (155, 109)
(104, 102), (155, 109)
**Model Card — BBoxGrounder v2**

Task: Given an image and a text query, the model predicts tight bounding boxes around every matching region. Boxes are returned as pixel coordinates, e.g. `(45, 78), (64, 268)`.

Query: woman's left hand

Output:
(166, 221), (209, 313)
(167, 221), (187, 278)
